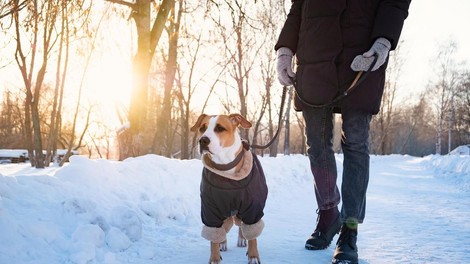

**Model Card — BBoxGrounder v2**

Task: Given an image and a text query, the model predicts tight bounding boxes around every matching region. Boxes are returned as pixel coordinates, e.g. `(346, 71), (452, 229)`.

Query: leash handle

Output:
(292, 54), (378, 108)
(250, 85), (288, 150)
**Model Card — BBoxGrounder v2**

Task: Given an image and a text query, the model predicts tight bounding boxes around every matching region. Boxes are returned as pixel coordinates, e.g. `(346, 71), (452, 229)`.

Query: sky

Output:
(0, 148), (469, 263)
(398, 0), (470, 94)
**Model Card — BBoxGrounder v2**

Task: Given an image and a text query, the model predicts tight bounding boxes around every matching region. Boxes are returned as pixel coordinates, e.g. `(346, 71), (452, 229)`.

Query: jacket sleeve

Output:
(274, 0), (304, 53)
(372, 0), (412, 50)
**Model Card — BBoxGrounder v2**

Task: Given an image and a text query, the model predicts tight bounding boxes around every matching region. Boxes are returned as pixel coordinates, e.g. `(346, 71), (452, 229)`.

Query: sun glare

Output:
(84, 53), (132, 127)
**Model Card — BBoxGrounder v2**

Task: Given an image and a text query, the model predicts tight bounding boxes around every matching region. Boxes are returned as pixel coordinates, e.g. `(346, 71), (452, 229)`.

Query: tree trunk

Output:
(126, 0), (151, 157)
(108, 0), (175, 159)
(155, 0), (180, 156)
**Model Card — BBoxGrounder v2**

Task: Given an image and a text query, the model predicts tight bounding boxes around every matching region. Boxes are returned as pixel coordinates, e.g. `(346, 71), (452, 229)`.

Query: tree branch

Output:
(0, 0), (27, 19)
(105, 0), (135, 8)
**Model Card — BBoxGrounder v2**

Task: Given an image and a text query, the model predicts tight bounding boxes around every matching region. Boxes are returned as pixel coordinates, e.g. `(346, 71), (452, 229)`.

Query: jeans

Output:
(302, 107), (372, 223)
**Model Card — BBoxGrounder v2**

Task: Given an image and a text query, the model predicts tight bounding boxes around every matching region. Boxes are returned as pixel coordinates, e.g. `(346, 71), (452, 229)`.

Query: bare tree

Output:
(107, 0), (175, 159)
(45, 0), (84, 165)
(152, 0), (182, 157)
(453, 71), (470, 146)
(254, 0), (286, 157)
(0, 89), (24, 148)
(173, 1), (230, 159)
(370, 43), (404, 154)
(8, 0), (90, 168)
(430, 40), (460, 155)
(209, 1), (265, 141)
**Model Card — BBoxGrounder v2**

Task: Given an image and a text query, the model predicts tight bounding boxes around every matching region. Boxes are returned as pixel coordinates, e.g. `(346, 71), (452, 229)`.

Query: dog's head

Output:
(190, 114), (251, 161)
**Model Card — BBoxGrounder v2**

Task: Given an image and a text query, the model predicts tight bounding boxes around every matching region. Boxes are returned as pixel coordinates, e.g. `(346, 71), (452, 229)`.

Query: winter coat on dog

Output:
(200, 150), (268, 240)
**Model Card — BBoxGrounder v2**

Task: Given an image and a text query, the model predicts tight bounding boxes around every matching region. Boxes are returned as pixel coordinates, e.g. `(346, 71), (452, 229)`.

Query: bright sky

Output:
(398, 0), (470, 94)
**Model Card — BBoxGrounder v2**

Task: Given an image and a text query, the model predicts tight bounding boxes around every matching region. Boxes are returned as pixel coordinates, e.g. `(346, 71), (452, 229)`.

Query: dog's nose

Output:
(199, 136), (210, 146)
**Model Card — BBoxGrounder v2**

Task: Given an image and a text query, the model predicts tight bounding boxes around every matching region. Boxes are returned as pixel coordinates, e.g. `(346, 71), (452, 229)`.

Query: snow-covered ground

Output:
(0, 152), (469, 264)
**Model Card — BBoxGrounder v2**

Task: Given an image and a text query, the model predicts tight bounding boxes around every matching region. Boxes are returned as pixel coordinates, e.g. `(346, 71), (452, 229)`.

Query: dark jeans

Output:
(302, 107), (372, 224)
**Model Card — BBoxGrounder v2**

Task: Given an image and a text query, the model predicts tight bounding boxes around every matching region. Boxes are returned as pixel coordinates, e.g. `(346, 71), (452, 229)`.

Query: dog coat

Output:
(200, 150), (268, 228)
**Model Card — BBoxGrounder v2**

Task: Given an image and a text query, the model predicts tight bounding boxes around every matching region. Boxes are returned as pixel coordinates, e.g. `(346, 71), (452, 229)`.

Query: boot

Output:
(305, 207), (341, 250)
(332, 224), (358, 264)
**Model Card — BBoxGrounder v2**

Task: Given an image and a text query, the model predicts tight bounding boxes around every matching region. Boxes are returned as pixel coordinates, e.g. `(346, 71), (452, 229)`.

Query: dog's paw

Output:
(209, 256), (222, 264)
(237, 237), (247, 247)
(219, 240), (228, 251)
(248, 257), (260, 264)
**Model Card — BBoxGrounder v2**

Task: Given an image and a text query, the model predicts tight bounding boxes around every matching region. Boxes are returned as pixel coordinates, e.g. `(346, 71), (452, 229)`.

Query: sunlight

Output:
(84, 52), (132, 127)
(86, 56), (132, 106)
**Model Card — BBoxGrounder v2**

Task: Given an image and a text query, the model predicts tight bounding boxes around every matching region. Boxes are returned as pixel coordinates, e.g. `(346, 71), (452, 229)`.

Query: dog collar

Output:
(205, 140), (250, 171)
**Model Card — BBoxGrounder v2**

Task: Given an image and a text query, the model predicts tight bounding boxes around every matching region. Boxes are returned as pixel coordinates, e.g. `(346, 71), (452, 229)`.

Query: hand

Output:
(276, 47), (295, 86)
(351, 37), (391, 72)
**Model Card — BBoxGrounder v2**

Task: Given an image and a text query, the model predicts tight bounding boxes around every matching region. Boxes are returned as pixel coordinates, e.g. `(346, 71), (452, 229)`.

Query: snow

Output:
(0, 151), (469, 264)
(0, 149), (28, 158)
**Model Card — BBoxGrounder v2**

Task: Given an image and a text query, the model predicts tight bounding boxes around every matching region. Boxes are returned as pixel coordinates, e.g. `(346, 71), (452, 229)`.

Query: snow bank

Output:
(0, 154), (202, 264)
(0, 153), (469, 263)
(428, 153), (470, 192)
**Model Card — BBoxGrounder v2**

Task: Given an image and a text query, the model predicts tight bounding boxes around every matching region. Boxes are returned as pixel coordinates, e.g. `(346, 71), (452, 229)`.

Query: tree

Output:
(453, 71), (470, 146)
(172, 1), (230, 159)
(8, 0), (90, 167)
(430, 40), (460, 155)
(370, 44), (404, 154)
(209, 1), (265, 141)
(254, 0), (287, 157)
(44, 0), (86, 166)
(106, 0), (175, 159)
(0, 89), (24, 148)
(152, 0), (182, 157)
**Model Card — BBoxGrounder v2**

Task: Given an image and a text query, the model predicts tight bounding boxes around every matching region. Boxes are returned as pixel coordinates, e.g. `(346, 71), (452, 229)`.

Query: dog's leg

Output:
(237, 227), (247, 247)
(240, 219), (264, 264)
(219, 217), (234, 251)
(234, 217), (247, 247)
(202, 225), (226, 264)
(247, 239), (260, 264)
(210, 242), (222, 264)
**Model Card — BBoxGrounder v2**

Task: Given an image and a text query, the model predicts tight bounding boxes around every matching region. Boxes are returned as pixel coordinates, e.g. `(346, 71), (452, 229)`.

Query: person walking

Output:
(275, 1), (411, 263)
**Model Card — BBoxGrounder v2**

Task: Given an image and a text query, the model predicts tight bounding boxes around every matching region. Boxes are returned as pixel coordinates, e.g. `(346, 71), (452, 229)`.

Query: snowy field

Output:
(0, 151), (469, 264)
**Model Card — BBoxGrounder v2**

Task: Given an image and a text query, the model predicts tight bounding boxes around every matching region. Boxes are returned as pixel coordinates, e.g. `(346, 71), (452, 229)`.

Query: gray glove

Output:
(351, 37), (391, 72)
(276, 47), (295, 86)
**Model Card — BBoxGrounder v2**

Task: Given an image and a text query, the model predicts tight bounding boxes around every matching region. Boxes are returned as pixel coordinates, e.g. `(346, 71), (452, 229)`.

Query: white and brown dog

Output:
(191, 114), (268, 264)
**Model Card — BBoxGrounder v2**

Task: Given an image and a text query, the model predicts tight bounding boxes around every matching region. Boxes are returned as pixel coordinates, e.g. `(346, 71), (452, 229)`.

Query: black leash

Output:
(292, 54), (378, 108)
(250, 85), (288, 150)
(249, 54), (377, 150)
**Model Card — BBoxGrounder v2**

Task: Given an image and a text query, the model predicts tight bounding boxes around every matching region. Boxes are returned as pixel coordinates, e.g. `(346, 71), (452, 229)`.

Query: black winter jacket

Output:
(275, 0), (411, 114)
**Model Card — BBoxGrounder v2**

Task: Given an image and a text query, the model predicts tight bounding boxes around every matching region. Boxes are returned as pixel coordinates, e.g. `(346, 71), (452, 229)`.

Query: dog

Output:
(191, 113), (268, 264)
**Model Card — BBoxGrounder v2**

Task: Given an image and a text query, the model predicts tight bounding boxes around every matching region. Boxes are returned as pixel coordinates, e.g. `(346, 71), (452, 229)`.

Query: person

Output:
(275, 1), (411, 263)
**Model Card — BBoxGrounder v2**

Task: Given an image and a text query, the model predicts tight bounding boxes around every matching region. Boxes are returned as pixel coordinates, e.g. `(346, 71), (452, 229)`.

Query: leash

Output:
(292, 54), (378, 108)
(250, 85), (288, 150)
(248, 55), (377, 150)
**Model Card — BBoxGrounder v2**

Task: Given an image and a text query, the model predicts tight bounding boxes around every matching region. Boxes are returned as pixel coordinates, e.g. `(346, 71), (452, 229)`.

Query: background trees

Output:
(0, 1), (468, 163)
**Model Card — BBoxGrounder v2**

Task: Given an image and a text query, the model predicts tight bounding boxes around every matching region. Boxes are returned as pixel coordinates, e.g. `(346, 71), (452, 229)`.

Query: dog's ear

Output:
(229, 114), (252, 129)
(190, 114), (207, 132)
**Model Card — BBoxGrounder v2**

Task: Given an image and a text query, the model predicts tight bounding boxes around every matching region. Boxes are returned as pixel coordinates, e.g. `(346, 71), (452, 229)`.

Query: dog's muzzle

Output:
(199, 136), (211, 153)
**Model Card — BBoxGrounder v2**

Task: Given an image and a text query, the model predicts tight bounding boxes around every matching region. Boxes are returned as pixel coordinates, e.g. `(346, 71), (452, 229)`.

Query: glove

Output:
(351, 37), (391, 72)
(276, 47), (295, 86)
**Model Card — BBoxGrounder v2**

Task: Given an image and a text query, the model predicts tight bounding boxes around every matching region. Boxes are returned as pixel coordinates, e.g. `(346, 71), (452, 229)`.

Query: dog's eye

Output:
(199, 125), (207, 133)
(214, 124), (226, 133)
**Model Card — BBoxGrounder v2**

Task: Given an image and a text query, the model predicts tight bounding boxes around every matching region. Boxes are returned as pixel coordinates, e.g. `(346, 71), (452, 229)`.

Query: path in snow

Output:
(1, 154), (469, 264)
(151, 155), (470, 263)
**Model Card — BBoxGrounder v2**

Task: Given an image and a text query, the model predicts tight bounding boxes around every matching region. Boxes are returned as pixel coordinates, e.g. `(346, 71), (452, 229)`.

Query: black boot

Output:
(305, 207), (341, 250)
(332, 224), (358, 264)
